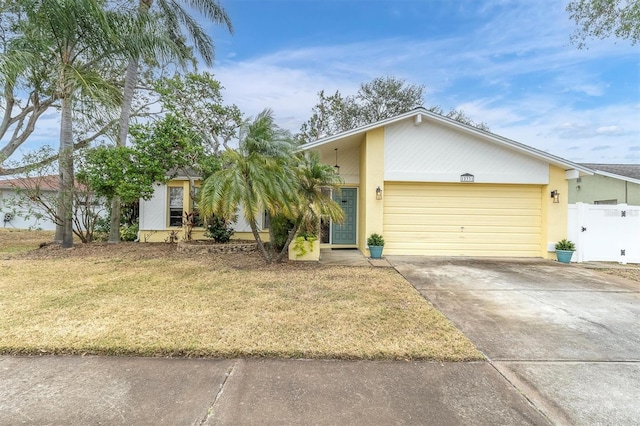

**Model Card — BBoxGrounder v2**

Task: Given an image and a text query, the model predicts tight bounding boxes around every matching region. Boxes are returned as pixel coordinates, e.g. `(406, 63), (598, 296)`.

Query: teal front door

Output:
(332, 188), (357, 244)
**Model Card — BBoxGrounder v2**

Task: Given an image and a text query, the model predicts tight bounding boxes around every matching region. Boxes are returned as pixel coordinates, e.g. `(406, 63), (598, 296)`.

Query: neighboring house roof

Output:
(578, 163), (640, 184)
(0, 175), (94, 192)
(0, 175), (60, 191)
(301, 107), (593, 174)
(165, 167), (201, 180)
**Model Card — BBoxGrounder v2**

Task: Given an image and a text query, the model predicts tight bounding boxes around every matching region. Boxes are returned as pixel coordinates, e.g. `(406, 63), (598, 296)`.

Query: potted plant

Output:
(555, 239), (575, 264)
(367, 233), (385, 259)
(289, 231), (320, 261)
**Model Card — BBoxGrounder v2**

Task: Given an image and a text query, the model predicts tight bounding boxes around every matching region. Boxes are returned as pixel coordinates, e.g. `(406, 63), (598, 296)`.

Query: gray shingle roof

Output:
(579, 163), (640, 180)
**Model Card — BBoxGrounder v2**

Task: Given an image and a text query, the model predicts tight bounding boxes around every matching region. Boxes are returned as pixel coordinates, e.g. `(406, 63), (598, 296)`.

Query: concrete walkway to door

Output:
(319, 248), (393, 267)
(390, 256), (640, 425)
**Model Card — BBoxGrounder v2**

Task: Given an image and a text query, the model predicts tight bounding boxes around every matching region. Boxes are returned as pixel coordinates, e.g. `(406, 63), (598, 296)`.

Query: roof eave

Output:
(300, 107), (593, 174)
(594, 170), (640, 185)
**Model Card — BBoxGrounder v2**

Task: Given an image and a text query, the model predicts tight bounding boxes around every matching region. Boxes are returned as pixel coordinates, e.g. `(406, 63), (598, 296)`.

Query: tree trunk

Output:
(59, 94), (74, 249)
(267, 212), (275, 255)
(108, 196), (121, 243)
(54, 199), (63, 243)
(109, 58), (140, 243)
(109, 0), (153, 243)
(249, 219), (272, 263)
(275, 222), (299, 263)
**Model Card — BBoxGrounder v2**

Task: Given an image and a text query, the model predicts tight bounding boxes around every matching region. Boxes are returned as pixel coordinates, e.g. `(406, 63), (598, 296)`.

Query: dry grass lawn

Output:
(0, 228), (55, 254)
(0, 229), (482, 361)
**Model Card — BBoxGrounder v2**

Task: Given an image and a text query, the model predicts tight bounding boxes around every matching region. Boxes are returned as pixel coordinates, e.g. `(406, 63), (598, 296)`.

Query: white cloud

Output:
(596, 125), (624, 135)
(484, 102), (640, 162)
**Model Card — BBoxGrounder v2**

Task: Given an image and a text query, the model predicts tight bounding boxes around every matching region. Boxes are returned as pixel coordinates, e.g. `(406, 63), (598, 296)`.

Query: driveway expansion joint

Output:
(487, 357), (552, 425)
(493, 359), (640, 363)
(430, 288), (638, 293)
(199, 360), (237, 425)
(489, 360), (567, 426)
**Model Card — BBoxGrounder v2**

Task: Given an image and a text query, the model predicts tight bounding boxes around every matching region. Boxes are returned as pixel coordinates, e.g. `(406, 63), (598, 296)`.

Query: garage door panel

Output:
(383, 183), (542, 257)
(385, 231), (540, 244)
(386, 186), (540, 197)
(387, 213), (540, 226)
(384, 225), (541, 236)
(386, 200), (541, 211)
(387, 241), (541, 249)
(386, 246), (540, 256)
(385, 207), (540, 216)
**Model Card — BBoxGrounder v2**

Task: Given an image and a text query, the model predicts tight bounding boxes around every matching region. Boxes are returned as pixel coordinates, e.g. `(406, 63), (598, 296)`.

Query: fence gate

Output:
(568, 203), (640, 264)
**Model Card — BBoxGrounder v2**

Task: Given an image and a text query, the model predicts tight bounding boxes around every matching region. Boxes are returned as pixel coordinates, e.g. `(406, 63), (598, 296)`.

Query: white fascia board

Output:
(298, 109), (422, 152)
(594, 170), (640, 185)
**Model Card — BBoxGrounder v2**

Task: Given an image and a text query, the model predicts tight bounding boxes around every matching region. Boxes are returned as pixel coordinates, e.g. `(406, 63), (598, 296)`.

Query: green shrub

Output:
(205, 216), (235, 243)
(93, 216), (110, 242)
(367, 233), (385, 247)
(120, 223), (139, 242)
(292, 232), (318, 258)
(555, 239), (575, 251)
(270, 214), (295, 251)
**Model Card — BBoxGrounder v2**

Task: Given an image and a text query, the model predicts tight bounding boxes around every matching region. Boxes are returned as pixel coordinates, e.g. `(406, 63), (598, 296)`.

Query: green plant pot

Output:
(369, 245), (384, 259)
(556, 250), (574, 264)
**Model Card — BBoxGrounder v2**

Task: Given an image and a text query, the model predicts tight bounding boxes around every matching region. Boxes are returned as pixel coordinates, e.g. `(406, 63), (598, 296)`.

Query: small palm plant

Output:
(199, 109), (296, 263)
(367, 233), (385, 247)
(555, 239), (575, 264)
(367, 233), (385, 259)
(555, 239), (575, 251)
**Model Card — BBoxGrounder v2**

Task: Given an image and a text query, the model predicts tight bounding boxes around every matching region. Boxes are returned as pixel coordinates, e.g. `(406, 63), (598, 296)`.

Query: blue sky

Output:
(6, 0), (638, 166)
(204, 0), (640, 164)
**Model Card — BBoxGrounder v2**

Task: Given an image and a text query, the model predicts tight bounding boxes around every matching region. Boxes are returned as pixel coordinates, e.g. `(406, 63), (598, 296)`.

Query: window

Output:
(594, 199), (617, 205)
(262, 210), (270, 230)
(169, 187), (183, 226)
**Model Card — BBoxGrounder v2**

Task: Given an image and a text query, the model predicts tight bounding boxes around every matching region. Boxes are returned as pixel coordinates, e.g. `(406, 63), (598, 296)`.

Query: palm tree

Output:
(109, 0), (233, 243)
(16, 0), (126, 248)
(199, 109), (296, 263)
(273, 151), (345, 262)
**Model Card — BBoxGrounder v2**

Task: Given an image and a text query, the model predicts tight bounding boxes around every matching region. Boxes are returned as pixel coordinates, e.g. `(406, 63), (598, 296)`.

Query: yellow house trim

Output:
(541, 165), (569, 259)
(358, 127), (385, 255)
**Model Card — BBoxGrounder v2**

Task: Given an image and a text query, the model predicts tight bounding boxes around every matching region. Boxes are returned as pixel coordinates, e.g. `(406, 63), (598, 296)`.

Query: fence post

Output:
(576, 202), (586, 263)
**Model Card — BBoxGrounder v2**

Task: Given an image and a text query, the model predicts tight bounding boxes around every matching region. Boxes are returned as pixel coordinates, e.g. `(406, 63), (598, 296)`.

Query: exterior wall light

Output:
(334, 148), (340, 175)
(376, 186), (383, 200)
(551, 190), (559, 203)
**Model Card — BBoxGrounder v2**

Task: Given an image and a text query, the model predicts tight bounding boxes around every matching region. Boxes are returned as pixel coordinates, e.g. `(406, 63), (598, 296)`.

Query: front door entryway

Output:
(332, 187), (357, 245)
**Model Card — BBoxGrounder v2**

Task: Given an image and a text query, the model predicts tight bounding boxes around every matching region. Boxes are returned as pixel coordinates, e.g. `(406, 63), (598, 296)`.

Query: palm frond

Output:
(155, 0), (232, 66)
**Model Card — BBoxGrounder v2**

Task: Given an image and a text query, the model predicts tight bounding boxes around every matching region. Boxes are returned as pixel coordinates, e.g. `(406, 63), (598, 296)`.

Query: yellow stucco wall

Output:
(358, 128), (385, 255)
(541, 165), (569, 259)
(358, 139), (367, 250)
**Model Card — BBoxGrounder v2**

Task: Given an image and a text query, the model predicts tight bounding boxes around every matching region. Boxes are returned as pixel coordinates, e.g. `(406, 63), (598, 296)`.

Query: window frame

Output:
(168, 186), (184, 227)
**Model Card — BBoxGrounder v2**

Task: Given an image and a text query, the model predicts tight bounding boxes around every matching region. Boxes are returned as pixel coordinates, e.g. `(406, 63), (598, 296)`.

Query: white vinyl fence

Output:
(568, 203), (640, 264)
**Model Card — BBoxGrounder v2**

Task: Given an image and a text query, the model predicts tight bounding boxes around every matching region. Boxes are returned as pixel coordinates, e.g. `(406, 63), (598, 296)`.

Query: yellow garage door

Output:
(384, 182), (542, 256)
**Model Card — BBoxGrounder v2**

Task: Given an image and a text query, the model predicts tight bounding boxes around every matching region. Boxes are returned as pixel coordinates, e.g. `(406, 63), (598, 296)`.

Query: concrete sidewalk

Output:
(0, 356), (549, 425)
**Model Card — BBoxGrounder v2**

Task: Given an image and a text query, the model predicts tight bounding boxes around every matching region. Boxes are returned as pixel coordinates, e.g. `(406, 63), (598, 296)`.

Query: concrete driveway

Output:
(390, 257), (640, 426)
